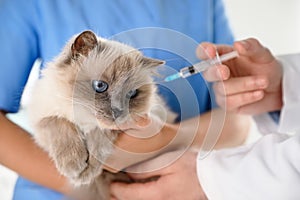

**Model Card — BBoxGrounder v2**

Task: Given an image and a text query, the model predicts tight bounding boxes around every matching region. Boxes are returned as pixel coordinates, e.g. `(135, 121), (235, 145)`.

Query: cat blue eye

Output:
(126, 89), (138, 99)
(92, 80), (108, 93)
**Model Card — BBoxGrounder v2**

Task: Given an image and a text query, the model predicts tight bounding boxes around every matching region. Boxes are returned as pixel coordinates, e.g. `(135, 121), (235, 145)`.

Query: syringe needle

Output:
(164, 73), (181, 82)
(164, 51), (238, 82)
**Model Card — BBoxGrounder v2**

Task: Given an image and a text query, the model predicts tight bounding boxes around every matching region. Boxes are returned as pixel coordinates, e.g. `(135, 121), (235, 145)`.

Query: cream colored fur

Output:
(27, 30), (174, 199)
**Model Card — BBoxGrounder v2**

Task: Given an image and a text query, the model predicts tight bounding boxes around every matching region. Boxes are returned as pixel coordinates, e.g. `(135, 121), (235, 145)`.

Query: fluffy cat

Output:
(28, 30), (171, 199)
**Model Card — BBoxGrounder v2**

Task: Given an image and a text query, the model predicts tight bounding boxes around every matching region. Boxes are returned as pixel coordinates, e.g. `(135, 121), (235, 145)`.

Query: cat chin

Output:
(95, 118), (129, 130)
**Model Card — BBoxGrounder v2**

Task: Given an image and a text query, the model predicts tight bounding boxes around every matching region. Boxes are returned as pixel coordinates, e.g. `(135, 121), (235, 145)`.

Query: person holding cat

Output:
(0, 0), (251, 200)
(110, 38), (300, 199)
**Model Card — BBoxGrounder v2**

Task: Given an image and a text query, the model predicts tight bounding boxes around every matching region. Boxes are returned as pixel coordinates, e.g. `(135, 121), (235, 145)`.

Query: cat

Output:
(28, 30), (173, 199)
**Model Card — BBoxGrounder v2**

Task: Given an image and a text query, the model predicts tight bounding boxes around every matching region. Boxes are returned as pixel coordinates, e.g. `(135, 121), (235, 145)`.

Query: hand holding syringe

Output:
(164, 51), (239, 82)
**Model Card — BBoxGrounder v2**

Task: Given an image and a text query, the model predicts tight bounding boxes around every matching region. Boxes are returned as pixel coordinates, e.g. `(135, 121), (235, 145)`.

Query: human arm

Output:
(111, 131), (300, 200)
(109, 108), (249, 199)
(107, 104), (250, 199)
(0, 111), (70, 194)
(111, 59), (300, 199)
(196, 38), (300, 199)
(198, 72), (300, 198)
(104, 107), (250, 172)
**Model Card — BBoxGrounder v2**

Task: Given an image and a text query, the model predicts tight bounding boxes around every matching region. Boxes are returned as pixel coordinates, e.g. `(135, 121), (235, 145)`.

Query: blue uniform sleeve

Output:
(213, 0), (234, 44)
(0, 0), (40, 113)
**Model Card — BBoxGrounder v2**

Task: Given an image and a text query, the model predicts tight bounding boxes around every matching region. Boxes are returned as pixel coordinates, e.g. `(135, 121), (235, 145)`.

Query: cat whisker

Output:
(162, 57), (185, 62)
(55, 94), (95, 112)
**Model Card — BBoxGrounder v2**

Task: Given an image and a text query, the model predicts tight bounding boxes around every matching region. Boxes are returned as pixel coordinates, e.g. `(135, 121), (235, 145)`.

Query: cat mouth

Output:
(95, 116), (128, 129)
(95, 113), (148, 130)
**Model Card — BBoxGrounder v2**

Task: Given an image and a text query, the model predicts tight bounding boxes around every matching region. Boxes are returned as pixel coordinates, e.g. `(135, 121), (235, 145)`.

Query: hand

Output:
(110, 150), (208, 200)
(197, 38), (283, 114)
(104, 108), (250, 172)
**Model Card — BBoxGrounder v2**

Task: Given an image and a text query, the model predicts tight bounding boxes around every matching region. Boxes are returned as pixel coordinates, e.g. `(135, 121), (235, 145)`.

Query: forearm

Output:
(185, 108), (251, 149)
(106, 108), (250, 171)
(0, 111), (70, 194)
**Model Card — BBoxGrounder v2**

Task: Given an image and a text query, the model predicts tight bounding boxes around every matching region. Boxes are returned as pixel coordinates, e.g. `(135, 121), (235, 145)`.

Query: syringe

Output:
(164, 51), (239, 82)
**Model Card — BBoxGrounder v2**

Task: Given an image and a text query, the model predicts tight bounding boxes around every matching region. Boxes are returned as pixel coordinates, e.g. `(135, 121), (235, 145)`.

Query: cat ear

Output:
(71, 30), (98, 59)
(141, 57), (165, 68)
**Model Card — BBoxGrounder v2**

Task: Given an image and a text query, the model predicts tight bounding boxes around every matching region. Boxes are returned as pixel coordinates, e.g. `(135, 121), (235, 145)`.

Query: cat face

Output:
(61, 31), (164, 128)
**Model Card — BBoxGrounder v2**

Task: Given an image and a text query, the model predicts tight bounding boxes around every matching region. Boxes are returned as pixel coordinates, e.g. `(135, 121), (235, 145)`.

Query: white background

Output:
(1, 1), (300, 199)
(224, 0), (300, 55)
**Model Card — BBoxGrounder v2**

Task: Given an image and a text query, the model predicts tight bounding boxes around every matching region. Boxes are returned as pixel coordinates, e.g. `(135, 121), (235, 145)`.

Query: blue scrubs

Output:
(0, 0), (234, 199)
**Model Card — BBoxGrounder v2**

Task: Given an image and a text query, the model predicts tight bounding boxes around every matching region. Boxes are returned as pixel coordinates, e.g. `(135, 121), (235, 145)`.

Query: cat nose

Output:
(112, 107), (123, 119)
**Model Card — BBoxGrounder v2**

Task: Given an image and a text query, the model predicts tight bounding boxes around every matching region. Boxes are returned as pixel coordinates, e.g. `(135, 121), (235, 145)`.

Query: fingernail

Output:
(253, 90), (264, 99)
(133, 114), (150, 127)
(241, 40), (250, 50)
(197, 46), (206, 58)
(215, 67), (228, 80)
(205, 46), (217, 58)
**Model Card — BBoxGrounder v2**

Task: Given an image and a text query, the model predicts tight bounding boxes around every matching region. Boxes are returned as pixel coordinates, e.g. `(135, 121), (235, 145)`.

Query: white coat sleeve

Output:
(197, 54), (300, 200)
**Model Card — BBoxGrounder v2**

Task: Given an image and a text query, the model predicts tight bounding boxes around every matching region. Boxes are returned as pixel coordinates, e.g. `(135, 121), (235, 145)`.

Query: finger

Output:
(127, 171), (162, 181)
(126, 164), (167, 180)
(202, 64), (230, 82)
(125, 150), (183, 175)
(237, 92), (283, 115)
(215, 90), (265, 111)
(196, 43), (217, 59)
(234, 38), (275, 64)
(127, 162), (169, 180)
(114, 114), (150, 131)
(111, 181), (159, 200)
(122, 116), (164, 139)
(197, 42), (234, 59)
(213, 76), (269, 96)
(103, 164), (119, 173)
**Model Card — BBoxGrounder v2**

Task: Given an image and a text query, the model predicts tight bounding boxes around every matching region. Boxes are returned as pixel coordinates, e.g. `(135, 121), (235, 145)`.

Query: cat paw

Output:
(70, 155), (103, 186)
(54, 152), (88, 178)
(54, 147), (101, 185)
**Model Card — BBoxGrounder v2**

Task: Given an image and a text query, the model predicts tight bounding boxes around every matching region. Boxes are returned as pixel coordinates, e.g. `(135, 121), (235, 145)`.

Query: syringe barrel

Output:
(179, 51), (239, 79)
(219, 51), (239, 62)
(180, 66), (195, 78)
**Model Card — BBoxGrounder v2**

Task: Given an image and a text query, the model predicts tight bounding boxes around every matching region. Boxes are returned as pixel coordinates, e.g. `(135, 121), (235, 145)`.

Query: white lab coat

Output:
(197, 54), (300, 200)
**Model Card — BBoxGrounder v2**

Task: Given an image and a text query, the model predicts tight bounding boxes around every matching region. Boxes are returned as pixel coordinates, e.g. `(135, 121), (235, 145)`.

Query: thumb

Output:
(125, 150), (184, 174)
(197, 42), (234, 60)
(234, 38), (275, 64)
(111, 180), (158, 200)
